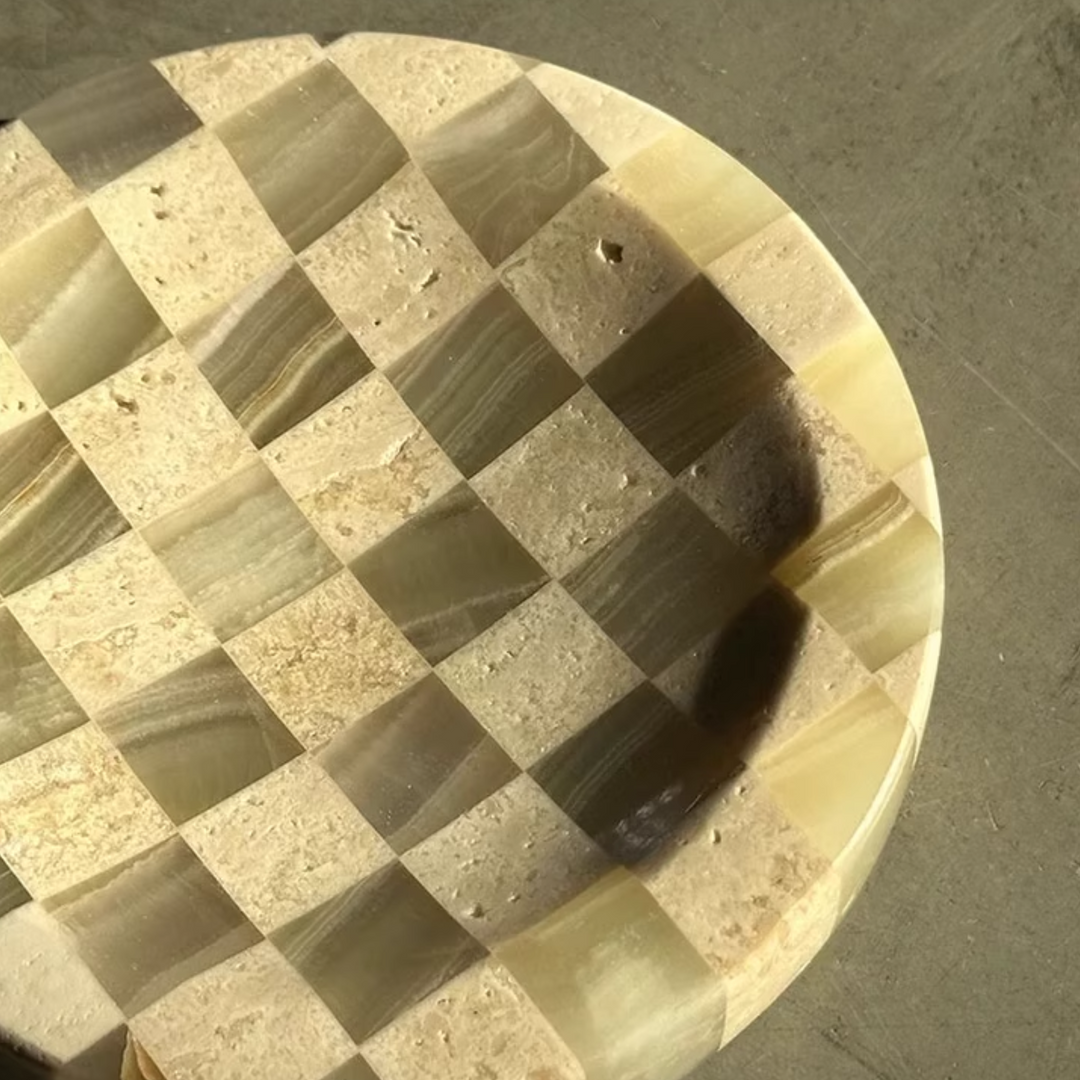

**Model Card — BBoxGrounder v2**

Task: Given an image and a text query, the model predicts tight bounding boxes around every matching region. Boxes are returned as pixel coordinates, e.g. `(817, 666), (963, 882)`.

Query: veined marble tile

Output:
(0, 722), (174, 899)
(22, 63), (201, 193)
(414, 77), (605, 265)
(182, 259), (372, 449)
(142, 459), (339, 641)
(438, 582), (644, 768)
(218, 60), (407, 253)
(0, 855), (30, 919)
(271, 861), (485, 1043)
(0, 338), (46, 435)
(264, 373), (462, 562)
(388, 284), (581, 477)
(318, 673), (519, 854)
(95, 647), (303, 825)
(362, 958), (585, 1080)
(0, 607), (87, 765)
(402, 774), (611, 946)
(45, 835), (260, 1015)
(54, 339), (257, 527)
(893, 453), (943, 534)
(472, 387), (671, 579)
(0, 208), (169, 407)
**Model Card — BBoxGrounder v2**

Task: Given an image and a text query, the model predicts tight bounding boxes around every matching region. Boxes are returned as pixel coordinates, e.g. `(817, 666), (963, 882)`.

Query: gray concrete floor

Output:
(3, 1), (1079, 1077)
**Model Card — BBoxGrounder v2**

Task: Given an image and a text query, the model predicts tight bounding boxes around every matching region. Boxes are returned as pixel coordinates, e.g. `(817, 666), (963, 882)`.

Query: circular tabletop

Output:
(0, 32), (943, 1080)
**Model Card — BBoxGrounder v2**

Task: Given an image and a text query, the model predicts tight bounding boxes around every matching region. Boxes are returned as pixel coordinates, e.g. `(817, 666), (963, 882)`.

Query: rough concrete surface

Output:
(2, 1), (1078, 1077)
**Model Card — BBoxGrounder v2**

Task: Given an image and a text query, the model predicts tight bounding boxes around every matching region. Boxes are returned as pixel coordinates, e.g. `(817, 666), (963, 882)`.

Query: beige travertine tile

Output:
(182, 756), (393, 933)
(91, 129), (291, 330)
(362, 958), (585, 1080)
(54, 339), (256, 526)
(154, 36), (324, 124)
(7, 531), (217, 715)
(0, 723), (173, 897)
(0, 337), (46, 435)
(131, 940), (356, 1080)
(226, 570), (429, 749)
(527, 64), (678, 168)
(263, 373), (461, 562)
(438, 583), (643, 767)
(300, 163), (493, 368)
(328, 33), (523, 143)
(0, 902), (124, 1059)
(472, 388), (670, 577)
(876, 629), (942, 742)
(893, 453), (943, 533)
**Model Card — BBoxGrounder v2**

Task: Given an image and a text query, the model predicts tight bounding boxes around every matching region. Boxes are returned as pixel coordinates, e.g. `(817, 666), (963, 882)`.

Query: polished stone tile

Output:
(272, 861), (485, 1043)
(318, 673), (519, 853)
(226, 571), (428, 750)
(45, 835), (261, 1015)
(438, 583), (643, 767)
(351, 483), (548, 664)
(218, 60), (407, 253)
(0, 856), (29, 919)
(320, 1055), (383, 1080)
(0, 339), (46, 435)
(22, 63), (201, 193)
(402, 774), (610, 946)
(388, 284), (580, 477)
(0, 607), (87, 765)
(588, 276), (790, 475)
(96, 648), (303, 825)
(182, 260), (372, 448)
(564, 490), (766, 677)
(54, 339), (257, 527)
(58, 1025), (129, 1080)
(182, 756), (393, 934)
(0, 209), (169, 407)
(415, 77), (605, 265)
(142, 459), (339, 641)
(472, 387), (670, 578)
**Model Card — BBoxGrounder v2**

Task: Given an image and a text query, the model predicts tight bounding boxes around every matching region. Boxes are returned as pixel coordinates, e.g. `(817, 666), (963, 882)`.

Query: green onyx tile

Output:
(57, 1025), (128, 1080)
(272, 861), (485, 1043)
(0, 209), (170, 407)
(350, 483), (548, 664)
(96, 648), (303, 824)
(563, 490), (766, 677)
(44, 836), (261, 1015)
(22, 63), (201, 193)
(181, 261), (372, 448)
(388, 284), (580, 477)
(587, 275), (789, 475)
(318, 673), (519, 853)
(142, 460), (339, 641)
(217, 60), (408, 253)
(0, 415), (130, 596)
(0, 607), (88, 765)
(0, 857), (30, 919)
(414, 77), (605, 265)
(320, 1054), (382, 1080)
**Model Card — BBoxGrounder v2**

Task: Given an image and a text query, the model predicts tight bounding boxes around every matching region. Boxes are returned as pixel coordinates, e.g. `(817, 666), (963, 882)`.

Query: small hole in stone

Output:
(596, 238), (624, 264)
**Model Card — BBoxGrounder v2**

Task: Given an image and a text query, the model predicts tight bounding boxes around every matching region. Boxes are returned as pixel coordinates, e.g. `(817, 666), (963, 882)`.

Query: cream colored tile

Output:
(472, 388), (671, 578)
(263, 373), (462, 562)
(876, 629), (941, 742)
(300, 163), (493, 368)
(131, 940), (356, 1080)
(438, 583), (643, 767)
(7, 531), (217, 715)
(893, 453), (943, 534)
(0, 338), (46, 435)
(91, 129), (291, 330)
(154, 36), (324, 124)
(54, 338), (256, 526)
(362, 958), (585, 1080)
(0, 723), (174, 897)
(182, 756), (393, 933)
(226, 570), (428, 748)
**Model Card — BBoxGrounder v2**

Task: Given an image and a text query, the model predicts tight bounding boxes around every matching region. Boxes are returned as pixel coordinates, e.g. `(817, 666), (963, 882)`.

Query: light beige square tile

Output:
(472, 388), (670, 577)
(6, 531), (217, 715)
(182, 755), (393, 933)
(264, 373), (462, 562)
(362, 958), (585, 1080)
(91, 128), (291, 330)
(438, 582), (643, 767)
(54, 338), (256, 526)
(0, 337), (46, 435)
(300, 162), (493, 368)
(131, 940), (356, 1080)
(226, 570), (429, 748)
(875, 628), (941, 742)
(0, 723), (174, 897)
